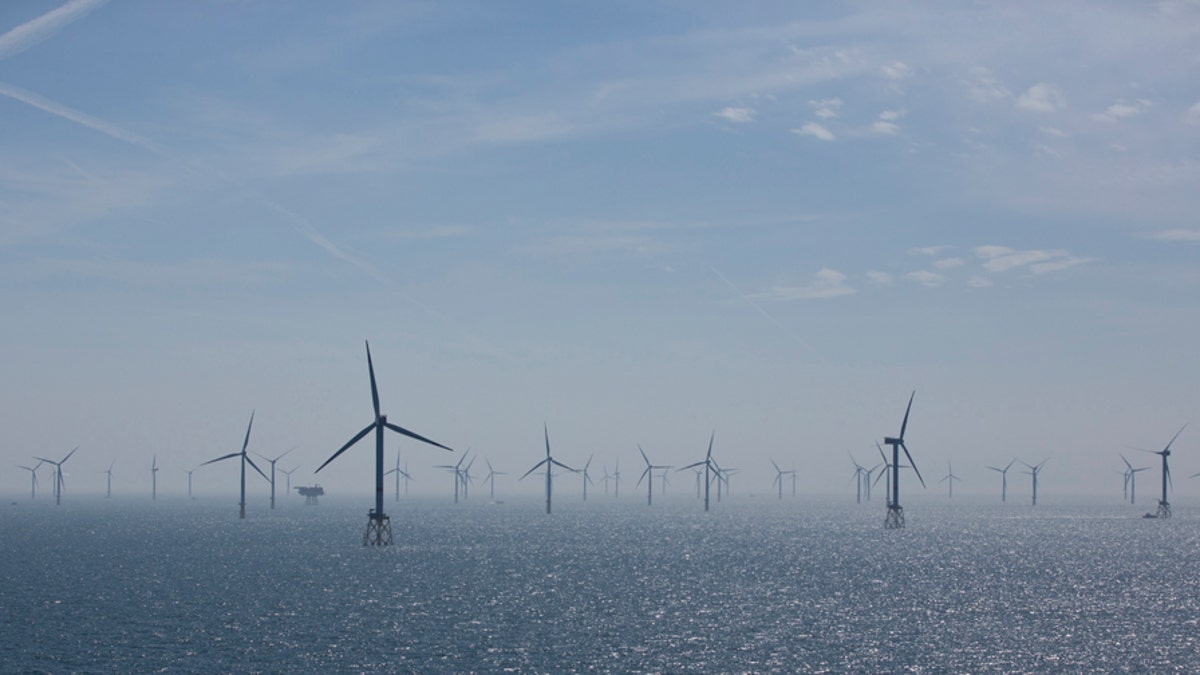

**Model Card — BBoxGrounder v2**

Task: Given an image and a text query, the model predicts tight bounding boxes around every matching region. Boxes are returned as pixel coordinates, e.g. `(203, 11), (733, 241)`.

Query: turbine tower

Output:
(385, 449), (413, 502)
(882, 392), (925, 529)
(636, 445), (671, 506)
(254, 447), (296, 509)
(18, 461), (42, 500)
(678, 431), (720, 512)
(613, 458), (620, 499)
(35, 446), (78, 506)
(520, 424), (576, 514)
(315, 341), (453, 545)
(151, 455), (158, 501)
(581, 454), (596, 500)
(1020, 460), (1047, 506)
(201, 412), (268, 519)
(281, 466), (299, 496)
(938, 461), (961, 498)
(987, 460), (1016, 502)
(105, 461), (114, 499)
(1120, 454), (1149, 504)
(1142, 424), (1186, 519)
(482, 459), (505, 500)
(183, 465), (196, 499)
(434, 452), (469, 503)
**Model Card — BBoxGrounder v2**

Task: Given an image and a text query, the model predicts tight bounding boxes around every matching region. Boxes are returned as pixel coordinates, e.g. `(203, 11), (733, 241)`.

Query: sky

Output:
(2, 0), (1198, 504)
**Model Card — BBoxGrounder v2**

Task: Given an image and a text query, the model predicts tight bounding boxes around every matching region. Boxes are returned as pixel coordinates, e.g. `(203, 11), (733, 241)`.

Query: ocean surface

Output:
(3, 495), (1200, 673)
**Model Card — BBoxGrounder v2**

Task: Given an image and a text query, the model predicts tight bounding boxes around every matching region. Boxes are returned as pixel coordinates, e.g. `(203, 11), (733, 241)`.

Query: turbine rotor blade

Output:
(899, 391), (915, 440)
(383, 422), (452, 452)
(900, 441), (925, 488)
(1164, 424), (1188, 453)
(241, 412), (255, 454)
(61, 446), (79, 464)
(520, 458), (549, 480)
(316, 422), (376, 473)
(366, 341), (381, 419)
(246, 456), (269, 482)
(200, 452), (240, 467)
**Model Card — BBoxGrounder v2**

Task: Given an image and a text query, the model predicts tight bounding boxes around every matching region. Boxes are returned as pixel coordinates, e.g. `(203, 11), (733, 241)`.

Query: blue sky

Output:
(2, 0), (1198, 503)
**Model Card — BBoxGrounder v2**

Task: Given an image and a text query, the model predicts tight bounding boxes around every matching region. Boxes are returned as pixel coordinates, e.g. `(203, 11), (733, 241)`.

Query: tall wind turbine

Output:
(613, 458), (620, 498)
(678, 432), (720, 512)
(182, 465), (197, 499)
(281, 466), (298, 496)
(151, 455), (158, 501)
(600, 465), (612, 496)
(385, 448), (411, 502)
(483, 459), (505, 500)
(581, 454), (596, 500)
(636, 445), (671, 506)
(881, 392), (925, 529)
(1020, 460), (1047, 506)
(849, 455), (867, 503)
(315, 341), (453, 545)
(1120, 454), (1149, 504)
(105, 461), (114, 498)
(938, 461), (961, 498)
(987, 460), (1016, 502)
(434, 452), (469, 503)
(18, 462), (42, 500)
(201, 413), (269, 519)
(771, 459), (794, 500)
(254, 447), (296, 509)
(520, 424), (576, 514)
(35, 446), (78, 506)
(1142, 424), (1187, 519)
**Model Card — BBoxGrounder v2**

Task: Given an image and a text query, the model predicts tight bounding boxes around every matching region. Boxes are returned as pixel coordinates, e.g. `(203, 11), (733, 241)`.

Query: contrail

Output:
(0, 0), (109, 61)
(708, 265), (828, 364)
(0, 81), (163, 154)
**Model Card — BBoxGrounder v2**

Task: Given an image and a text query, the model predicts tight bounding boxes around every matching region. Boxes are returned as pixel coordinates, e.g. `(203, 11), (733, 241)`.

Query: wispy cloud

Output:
(1092, 99), (1152, 123)
(909, 245), (951, 257)
(0, 0), (108, 61)
(1143, 228), (1200, 242)
(750, 268), (856, 300)
(973, 245), (1096, 274)
(964, 67), (1011, 103)
(388, 225), (472, 240)
(714, 106), (755, 123)
(904, 270), (946, 287)
(865, 270), (894, 286)
(792, 122), (835, 141)
(1015, 83), (1066, 113)
(933, 257), (965, 269)
(872, 110), (904, 135)
(1187, 102), (1200, 125)
(0, 82), (162, 154)
(809, 98), (843, 119)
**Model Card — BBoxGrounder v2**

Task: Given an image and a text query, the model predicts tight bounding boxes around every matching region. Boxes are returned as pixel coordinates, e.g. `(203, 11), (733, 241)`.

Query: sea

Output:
(3, 495), (1199, 673)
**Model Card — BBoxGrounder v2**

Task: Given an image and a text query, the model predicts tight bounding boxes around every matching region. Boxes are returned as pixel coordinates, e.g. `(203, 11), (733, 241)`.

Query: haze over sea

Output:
(4, 496), (1199, 673)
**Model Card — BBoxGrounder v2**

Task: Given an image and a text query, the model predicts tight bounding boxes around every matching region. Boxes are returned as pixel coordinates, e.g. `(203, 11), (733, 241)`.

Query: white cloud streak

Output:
(1015, 83), (1066, 113)
(792, 122), (835, 141)
(0, 0), (108, 61)
(0, 82), (163, 154)
(750, 268), (856, 300)
(714, 106), (755, 123)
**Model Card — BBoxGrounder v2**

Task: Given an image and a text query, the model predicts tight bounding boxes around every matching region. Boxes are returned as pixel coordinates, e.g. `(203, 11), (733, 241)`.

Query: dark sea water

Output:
(4, 496), (1200, 673)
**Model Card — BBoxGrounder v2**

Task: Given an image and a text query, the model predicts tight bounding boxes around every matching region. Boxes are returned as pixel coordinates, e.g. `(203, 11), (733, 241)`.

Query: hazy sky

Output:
(3, 1), (1198, 503)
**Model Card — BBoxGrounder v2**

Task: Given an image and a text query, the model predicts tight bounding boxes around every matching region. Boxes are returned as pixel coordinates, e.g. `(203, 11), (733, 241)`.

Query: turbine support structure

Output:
(364, 509), (393, 546)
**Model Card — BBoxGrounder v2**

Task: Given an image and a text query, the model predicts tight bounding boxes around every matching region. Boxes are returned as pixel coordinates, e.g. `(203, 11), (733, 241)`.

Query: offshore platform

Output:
(296, 484), (324, 505)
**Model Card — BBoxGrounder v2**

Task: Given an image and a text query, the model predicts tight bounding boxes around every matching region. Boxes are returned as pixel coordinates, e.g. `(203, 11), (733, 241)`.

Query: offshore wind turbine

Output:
(35, 446), (78, 506)
(434, 452), (470, 503)
(151, 455), (159, 501)
(636, 445), (671, 506)
(18, 461), (42, 500)
(182, 465), (196, 499)
(881, 392), (925, 529)
(678, 431), (720, 512)
(254, 447), (295, 509)
(1020, 460), (1047, 506)
(315, 341), (453, 545)
(938, 461), (961, 498)
(105, 461), (114, 498)
(987, 460), (1016, 502)
(201, 412), (268, 519)
(281, 466), (298, 496)
(1120, 454), (1149, 504)
(1141, 424), (1187, 519)
(600, 465), (612, 496)
(613, 458), (620, 498)
(384, 448), (410, 502)
(849, 455), (867, 503)
(483, 459), (505, 500)
(581, 454), (596, 500)
(657, 468), (670, 496)
(520, 424), (576, 514)
(771, 459), (794, 500)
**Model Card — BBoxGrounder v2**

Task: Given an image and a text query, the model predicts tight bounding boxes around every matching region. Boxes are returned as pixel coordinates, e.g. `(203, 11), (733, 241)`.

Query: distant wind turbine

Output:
(636, 445), (672, 506)
(678, 432), (721, 512)
(385, 449), (413, 502)
(881, 392), (925, 529)
(771, 459), (794, 500)
(581, 454), (596, 500)
(182, 465), (197, 499)
(315, 341), (453, 545)
(483, 459), (505, 500)
(1020, 460), (1047, 506)
(34, 446), (78, 506)
(520, 424), (577, 514)
(104, 461), (114, 498)
(281, 466), (299, 496)
(1120, 454), (1149, 504)
(201, 412), (268, 519)
(18, 461), (42, 500)
(987, 460), (1016, 503)
(938, 461), (961, 499)
(254, 447), (296, 509)
(151, 454), (158, 501)
(434, 452), (470, 503)
(1140, 424), (1186, 519)
(613, 458), (621, 499)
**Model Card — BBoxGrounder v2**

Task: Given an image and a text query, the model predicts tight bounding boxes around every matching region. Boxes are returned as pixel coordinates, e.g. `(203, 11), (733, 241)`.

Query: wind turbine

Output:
(17, 461), (42, 500)
(151, 454), (158, 501)
(1020, 460), (1047, 506)
(434, 452), (470, 503)
(483, 459), (505, 500)
(581, 454), (596, 500)
(881, 392), (925, 529)
(315, 341), (453, 546)
(182, 465), (197, 499)
(281, 466), (298, 496)
(938, 461), (961, 498)
(105, 461), (114, 498)
(1120, 454), (1149, 504)
(657, 468), (670, 497)
(385, 449), (413, 502)
(520, 424), (577, 514)
(201, 412), (269, 519)
(849, 455), (867, 503)
(771, 459), (794, 500)
(613, 458), (620, 498)
(461, 456), (476, 500)
(678, 431), (720, 512)
(35, 446), (78, 506)
(600, 465), (612, 496)
(1141, 424), (1187, 519)
(254, 447), (296, 509)
(636, 445), (671, 506)
(987, 460), (1016, 502)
